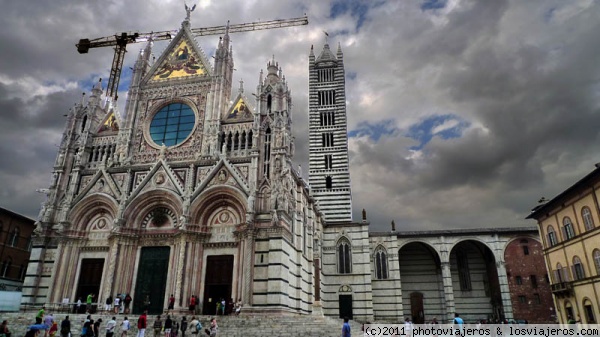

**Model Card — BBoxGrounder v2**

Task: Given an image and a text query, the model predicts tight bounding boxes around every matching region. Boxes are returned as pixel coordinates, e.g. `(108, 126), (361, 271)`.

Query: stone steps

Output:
(0, 313), (363, 337)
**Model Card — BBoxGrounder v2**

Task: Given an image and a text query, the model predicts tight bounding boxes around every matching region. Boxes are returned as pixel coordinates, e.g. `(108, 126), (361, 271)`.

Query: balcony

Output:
(551, 282), (573, 297)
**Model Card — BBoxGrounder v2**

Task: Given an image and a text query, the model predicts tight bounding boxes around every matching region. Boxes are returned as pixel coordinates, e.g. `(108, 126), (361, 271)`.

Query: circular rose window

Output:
(149, 103), (195, 147)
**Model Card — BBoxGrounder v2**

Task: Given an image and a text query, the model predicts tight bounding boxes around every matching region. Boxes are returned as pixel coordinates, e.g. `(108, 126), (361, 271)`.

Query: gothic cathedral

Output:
(24, 15), (545, 324)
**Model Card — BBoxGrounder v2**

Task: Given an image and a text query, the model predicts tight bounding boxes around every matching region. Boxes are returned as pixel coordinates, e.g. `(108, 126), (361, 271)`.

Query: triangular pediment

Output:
(128, 160), (185, 201)
(144, 25), (212, 83)
(97, 111), (120, 134)
(223, 95), (253, 123)
(73, 169), (121, 205)
(192, 157), (250, 199)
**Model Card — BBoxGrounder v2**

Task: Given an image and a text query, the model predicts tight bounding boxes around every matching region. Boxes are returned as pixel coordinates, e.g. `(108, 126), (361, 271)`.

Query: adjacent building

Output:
(0, 207), (35, 291)
(527, 166), (600, 324)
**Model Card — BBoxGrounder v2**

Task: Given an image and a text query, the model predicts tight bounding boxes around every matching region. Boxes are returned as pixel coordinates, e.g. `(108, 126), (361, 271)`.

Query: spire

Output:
(239, 79), (244, 94)
(316, 42), (337, 63)
(310, 45), (314, 57)
(337, 42), (343, 57)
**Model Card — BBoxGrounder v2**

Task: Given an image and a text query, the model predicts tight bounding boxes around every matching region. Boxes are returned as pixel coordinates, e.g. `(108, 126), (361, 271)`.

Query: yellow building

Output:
(527, 166), (600, 324)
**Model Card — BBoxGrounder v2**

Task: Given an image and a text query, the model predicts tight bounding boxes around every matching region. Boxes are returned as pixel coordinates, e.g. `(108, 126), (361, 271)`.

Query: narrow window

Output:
(584, 300), (596, 323)
(267, 94), (272, 112)
(534, 293), (541, 304)
(573, 256), (585, 280)
(263, 128), (271, 178)
(81, 115), (87, 132)
(325, 176), (333, 190)
(10, 228), (19, 247)
(324, 155), (333, 169)
(522, 246), (529, 255)
(563, 217), (575, 240)
(530, 275), (538, 288)
(518, 295), (526, 303)
(337, 239), (352, 274)
(547, 226), (557, 246)
(374, 248), (388, 280)
(516, 276), (522, 285)
(233, 132), (240, 150)
(593, 249), (600, 276)
(1, 258), (11, 278)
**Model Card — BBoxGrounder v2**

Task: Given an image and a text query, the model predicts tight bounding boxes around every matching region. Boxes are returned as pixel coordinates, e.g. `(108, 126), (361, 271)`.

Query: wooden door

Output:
(410, 292), (425, 324)
(339, 295), (353, 319)
(133, 246), (170, 314)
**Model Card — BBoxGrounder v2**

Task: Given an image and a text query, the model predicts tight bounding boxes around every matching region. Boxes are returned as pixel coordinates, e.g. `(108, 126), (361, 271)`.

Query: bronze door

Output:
(203, 255), (234, 315)
(338, 295), (353, 319)
(75, 258), (105, 313)
(133, 246), (170, 314)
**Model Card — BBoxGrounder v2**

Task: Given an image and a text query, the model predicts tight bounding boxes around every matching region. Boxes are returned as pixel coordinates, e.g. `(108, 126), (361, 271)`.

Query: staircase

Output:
(1, 313), (363, 337)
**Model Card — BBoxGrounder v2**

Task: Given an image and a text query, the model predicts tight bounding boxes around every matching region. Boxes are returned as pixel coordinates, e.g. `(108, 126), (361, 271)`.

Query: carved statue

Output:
(159, 143), (167, 159)
(184, 3), (196, 21)
(362, 208), (367, 221)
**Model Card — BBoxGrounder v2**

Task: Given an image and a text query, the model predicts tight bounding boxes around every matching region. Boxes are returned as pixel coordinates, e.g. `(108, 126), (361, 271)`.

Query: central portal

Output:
(203, 255), (234, 315)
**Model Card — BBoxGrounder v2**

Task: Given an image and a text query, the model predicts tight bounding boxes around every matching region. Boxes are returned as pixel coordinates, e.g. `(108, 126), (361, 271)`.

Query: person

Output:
(220, 299), (225, 316)
(81, 320), (92, 337)
(26, 325), (49, 337)
(49, 322), (59, 337)
(124, 294), (132, 314)
(137, 311), (148, 337)
(188, 317), (199, 336)
(152, 316), (162, 337)
(168, 295), (175, 313)
(93, 319), (102, 337)
(164, 316), (172, 337)
(75, 299), (82, 314)
(36, 306), (46, 324)
(404, 317), (413, 337)
(105, 296), (113, 312)
(453, 313), (464, 334)
(171, 321), (179, 337)
(113, 297), (120, 315)
(188, 296), (196, 314)
(59, 317), (71, 337)
(208, 318), (217, 337)
(1, 320), (12, 337)
(215, 301), (221, 316)
(234, 299), (242, 316)
(179, 317), (187, 337)
(120, 317), (130, 337)
(86, 294), (95, 314)
(342, 317), (351, 337)
(106, 317), (117, 337)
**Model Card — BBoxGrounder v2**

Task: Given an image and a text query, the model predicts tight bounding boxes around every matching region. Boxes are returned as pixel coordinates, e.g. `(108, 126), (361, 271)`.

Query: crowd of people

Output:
(7, 307), (220, 337)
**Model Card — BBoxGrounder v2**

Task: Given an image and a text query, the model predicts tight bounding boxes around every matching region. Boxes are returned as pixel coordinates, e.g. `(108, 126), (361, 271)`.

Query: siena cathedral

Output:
(24, 15), (541, 323)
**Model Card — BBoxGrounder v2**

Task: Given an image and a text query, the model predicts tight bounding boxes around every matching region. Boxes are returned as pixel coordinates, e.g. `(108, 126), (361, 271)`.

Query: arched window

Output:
(573, 256), (585, 280)
(267, 94), (272, 112)
(594, 249), (600, 276)
(554, 262), (569, 283)
(233, 132), (240, 151)
(563, 217), (575, 240)
(263, 128), (271, 178)
(19, 264), (26, 280)
(1, 257), (11, 278)
(583, 299), (596, 323)
(582, 207), (595, 231)
(547, 226), (557, 246)
(81, 115), (87, 132)
(10, 228), (19, 247)
(374, 247), (388, 280)
(337, 238), (352, 274)
(564, 301), (574, 323)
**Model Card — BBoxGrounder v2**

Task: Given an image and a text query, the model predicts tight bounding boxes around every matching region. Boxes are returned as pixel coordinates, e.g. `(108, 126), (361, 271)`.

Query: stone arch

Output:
(69, 194), (119, 232)
(124, 189), (183, 229)
(190, 185), (246, 226)
(449, 239), (502, 322)
(398, 241), (443, 323)
(502, 235), (542, 253)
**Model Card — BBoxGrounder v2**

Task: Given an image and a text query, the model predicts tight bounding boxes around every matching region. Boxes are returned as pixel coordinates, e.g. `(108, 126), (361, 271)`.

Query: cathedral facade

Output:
(23, 16), (551, 323)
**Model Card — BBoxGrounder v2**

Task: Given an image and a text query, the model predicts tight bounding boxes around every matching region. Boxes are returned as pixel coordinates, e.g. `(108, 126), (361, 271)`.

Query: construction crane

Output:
(76, 15), (308, 101)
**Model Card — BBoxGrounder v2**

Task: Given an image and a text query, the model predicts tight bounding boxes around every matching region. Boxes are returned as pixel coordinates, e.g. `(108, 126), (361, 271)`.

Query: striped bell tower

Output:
(308, 42), (353, 222)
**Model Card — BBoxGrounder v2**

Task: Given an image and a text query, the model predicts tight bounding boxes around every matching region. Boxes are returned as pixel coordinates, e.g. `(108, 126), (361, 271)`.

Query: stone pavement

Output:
(0, 312), (363, 337)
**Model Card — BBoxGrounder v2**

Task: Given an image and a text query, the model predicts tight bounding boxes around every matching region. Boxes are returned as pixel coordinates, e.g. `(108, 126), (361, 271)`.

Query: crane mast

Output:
(76, 16), (308, 101)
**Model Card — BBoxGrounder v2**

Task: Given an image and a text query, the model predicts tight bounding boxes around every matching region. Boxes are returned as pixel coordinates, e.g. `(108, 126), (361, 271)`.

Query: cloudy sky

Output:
(1, 0), (599, 232)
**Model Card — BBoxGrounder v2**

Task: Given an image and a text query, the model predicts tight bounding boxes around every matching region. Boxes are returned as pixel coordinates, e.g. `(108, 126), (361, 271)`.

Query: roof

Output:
(0, 207), (35, 223)
(526, 165), (600, 220)
(369, 226), (539, 238)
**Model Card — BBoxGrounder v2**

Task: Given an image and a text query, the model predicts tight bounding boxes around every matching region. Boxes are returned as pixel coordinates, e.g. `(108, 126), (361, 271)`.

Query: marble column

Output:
(496, 260), (514, 321)
(441, 261), (456, 323)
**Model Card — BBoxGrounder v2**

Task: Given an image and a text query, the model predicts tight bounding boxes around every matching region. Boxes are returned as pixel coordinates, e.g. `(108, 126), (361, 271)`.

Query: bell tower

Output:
(308, 42), (353, 222)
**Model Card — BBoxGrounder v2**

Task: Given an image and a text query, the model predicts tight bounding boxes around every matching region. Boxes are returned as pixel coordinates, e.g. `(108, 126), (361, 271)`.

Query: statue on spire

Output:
(184, 2), (197, 21)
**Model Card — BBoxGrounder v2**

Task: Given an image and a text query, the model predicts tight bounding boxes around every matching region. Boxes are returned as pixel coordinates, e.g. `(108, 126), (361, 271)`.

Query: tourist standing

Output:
(106, 317), (116, 337)
(36, 306), (45, 324)
(188, 296), (195, 315)
(152, 316), (162, 337)
(113, 297), (120, 315)
(342, 317), (351, 337)
(93, 319), (103, 337)
(86, 294), (94, 314)
(167, 295), (175, 314)
(137, 311), (147, 337)
(120, 317), (130, 337)
(179, 317), (187, 337)
(60, 316), (71, 337)
(105, 296), (113, 312)
(0, 320), (11, 337)
(163, 316), (172, 337)
(124, 294), (132, 314)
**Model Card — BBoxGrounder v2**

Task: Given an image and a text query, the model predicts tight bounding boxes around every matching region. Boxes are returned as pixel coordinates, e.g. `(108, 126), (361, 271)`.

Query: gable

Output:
(147, 35), (211, 82)
(224, 97), (253, 122)
(97, 111), (120, 134)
